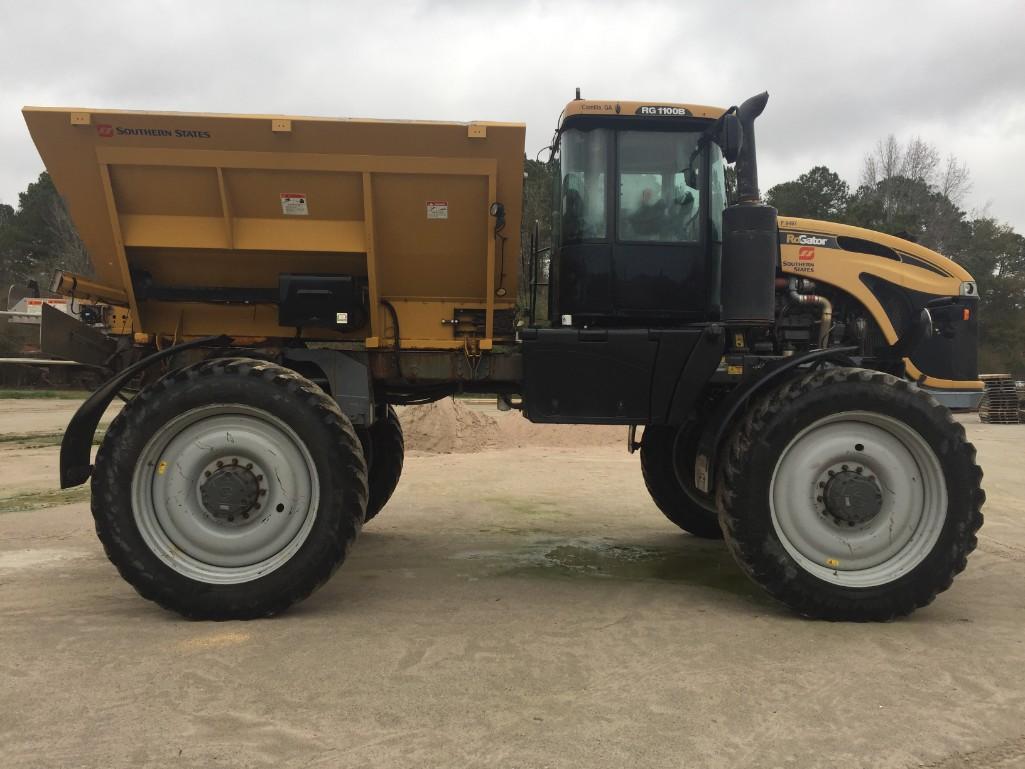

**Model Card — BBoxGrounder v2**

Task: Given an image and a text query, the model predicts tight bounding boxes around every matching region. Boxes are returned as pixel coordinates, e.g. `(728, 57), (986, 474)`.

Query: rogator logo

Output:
(786, 233), (829, 246)
(96, 124), (211, 139)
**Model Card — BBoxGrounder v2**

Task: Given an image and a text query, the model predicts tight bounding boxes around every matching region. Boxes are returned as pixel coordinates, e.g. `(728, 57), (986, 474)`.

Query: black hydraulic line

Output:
(380, 299), (404, 381)
(60, 334), (229, 488)
(495, 219), (508, 295)
(693, 346), (858, 495)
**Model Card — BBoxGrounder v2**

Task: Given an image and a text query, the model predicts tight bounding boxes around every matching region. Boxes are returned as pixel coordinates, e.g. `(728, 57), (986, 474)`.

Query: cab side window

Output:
(560, 129), (608, 241)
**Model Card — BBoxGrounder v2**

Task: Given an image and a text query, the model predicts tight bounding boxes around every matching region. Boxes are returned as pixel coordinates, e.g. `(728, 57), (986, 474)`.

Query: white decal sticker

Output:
(426, 200), (448, 220)
(280, 193), (309, 216)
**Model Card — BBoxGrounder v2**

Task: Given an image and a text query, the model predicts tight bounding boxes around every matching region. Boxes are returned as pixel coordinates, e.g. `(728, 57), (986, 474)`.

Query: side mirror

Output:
(719, 113), (743, 164)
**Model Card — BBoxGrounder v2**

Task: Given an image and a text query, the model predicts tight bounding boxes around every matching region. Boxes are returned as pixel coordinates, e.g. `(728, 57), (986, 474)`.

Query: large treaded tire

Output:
(640, 422), (723, 539)
(364, 406), (404, 522)
(91, 357), (368, 620)
(717, 367), (984, 621)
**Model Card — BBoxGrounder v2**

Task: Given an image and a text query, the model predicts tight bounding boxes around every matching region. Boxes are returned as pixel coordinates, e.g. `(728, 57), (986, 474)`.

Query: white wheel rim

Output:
(769, 411), (947, 587)
(131, 404), (320, 585)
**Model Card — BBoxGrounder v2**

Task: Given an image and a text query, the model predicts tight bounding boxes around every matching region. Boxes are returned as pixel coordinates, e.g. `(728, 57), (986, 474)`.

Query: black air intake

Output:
(721, 203), (778, 324)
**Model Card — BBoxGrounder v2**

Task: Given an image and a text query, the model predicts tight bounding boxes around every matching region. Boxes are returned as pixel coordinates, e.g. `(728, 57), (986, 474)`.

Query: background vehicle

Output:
(22, 92), (984, 620)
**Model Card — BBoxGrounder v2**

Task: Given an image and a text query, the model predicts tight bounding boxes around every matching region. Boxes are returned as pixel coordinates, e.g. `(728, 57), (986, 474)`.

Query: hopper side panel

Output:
(374, 173), (489, 301)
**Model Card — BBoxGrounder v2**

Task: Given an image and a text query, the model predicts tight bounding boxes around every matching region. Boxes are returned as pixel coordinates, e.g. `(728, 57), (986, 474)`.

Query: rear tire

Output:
(91, 358), (368, 620)
(641, 422), (723, 539)
(717, 367), (984, 621)
(364, 406), (404, 522)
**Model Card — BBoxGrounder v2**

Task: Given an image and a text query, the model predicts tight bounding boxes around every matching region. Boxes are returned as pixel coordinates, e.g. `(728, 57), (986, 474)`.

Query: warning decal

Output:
(426, 200), (448, 220)
(280, 193), (309, 216)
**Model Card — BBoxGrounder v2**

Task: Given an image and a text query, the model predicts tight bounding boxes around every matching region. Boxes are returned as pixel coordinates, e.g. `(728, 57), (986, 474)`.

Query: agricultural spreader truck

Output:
(22, 92), (984, 620)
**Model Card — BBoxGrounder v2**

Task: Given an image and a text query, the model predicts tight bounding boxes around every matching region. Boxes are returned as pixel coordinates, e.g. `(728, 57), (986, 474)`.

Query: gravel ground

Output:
(1, 400), (1023, 769)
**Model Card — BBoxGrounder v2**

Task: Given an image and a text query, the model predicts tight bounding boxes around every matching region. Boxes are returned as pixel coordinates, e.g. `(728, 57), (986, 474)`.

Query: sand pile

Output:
(398, 398), (502, 453)
(397, 398), (626, 454)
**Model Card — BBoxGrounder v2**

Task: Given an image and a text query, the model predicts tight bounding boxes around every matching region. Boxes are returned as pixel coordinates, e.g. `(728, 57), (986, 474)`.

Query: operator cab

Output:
(550, 99), (730, 326)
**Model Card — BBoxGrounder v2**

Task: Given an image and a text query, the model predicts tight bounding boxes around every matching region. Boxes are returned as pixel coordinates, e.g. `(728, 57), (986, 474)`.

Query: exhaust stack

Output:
(735, 91), (769, 203)
(720, 91), (777, 325)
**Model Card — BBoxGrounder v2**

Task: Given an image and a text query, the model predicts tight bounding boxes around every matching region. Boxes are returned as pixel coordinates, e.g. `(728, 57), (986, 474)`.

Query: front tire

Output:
(91, 358), (368, 620)
(717, 367), (984, 621)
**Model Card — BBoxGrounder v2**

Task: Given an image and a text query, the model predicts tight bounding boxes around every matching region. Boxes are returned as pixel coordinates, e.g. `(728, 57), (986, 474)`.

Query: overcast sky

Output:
(2, 0), (1023, 232)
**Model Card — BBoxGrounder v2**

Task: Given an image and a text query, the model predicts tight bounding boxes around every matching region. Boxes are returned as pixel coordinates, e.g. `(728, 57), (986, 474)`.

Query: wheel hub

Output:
(199, 459), (261, 522)
(770, 411), (948, 587)
(822, 469), (883, 526)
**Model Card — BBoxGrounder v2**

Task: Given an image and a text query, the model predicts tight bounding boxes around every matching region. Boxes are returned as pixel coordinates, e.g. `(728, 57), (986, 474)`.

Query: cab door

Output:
(612, 129), (709, 321)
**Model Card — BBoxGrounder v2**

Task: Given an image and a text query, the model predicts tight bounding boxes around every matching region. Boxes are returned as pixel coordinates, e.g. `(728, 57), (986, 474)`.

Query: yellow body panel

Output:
(778, 217), (982, 390)
(23, 107), (525, 348)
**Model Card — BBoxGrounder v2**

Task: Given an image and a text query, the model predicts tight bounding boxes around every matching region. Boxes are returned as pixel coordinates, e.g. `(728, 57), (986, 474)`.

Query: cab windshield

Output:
(559, 127), (727, 244)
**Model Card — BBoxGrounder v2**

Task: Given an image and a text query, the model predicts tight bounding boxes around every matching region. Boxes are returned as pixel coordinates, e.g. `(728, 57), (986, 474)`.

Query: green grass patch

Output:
(0, 486), (91, 513)
(0, 429), (105, 447)
(0, 389), (91, 400)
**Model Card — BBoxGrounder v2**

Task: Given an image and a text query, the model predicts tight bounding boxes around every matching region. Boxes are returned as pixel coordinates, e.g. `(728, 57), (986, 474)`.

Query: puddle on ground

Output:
(452, 538), (759, 597)
(483, 496), (566, 520)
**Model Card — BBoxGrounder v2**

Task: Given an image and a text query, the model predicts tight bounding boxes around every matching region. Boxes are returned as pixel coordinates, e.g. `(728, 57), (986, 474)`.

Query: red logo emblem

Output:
(798, 246), (815, 261)
(96, 124), (114, 138)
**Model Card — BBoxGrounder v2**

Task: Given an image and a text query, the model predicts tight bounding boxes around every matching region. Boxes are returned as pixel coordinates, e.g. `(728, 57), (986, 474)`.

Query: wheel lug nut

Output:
(204, 470), (211, 477)
(842, 464), (849, 471)
(259, 489), (266, 496)
(242, 512), (249, 519)
(246, 463), (253, 470)
(256, 475), (263, 482)
(216, 461), (224, 468)
(232, 458), (238, 465)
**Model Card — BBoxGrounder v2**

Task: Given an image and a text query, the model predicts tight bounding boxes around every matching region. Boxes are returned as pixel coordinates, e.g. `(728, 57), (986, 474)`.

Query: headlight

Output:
(959, 281), (978, 297)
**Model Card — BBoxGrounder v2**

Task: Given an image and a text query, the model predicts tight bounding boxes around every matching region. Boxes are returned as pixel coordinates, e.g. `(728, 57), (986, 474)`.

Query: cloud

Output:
(1, 0), (1023, 231)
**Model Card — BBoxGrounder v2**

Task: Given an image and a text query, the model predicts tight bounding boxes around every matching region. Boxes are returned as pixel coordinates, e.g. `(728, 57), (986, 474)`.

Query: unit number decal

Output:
(426, 200), (449, 219)
(280, 193), (309, 216)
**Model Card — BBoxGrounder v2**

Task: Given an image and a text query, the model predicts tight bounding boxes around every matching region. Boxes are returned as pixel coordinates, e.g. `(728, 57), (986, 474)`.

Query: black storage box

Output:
(278, 274), (368, 331)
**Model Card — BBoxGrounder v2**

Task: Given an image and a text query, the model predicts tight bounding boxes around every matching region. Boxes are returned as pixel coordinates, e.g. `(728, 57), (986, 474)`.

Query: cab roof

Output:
(562, 99), (726, 122)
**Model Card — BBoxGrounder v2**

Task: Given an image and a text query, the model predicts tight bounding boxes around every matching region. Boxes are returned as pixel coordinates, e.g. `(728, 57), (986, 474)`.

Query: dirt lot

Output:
(1, 398), (1024, 769)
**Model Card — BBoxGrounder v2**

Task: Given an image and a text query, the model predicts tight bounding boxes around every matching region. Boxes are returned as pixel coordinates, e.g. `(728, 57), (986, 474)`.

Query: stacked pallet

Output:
(979, 374), (1020, 424)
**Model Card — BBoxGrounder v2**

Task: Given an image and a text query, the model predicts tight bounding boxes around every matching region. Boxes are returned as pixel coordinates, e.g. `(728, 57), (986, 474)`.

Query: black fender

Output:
(663, 324), (726, 424)
(60, 335), (228, 489)
(693, 346), (858, 495)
